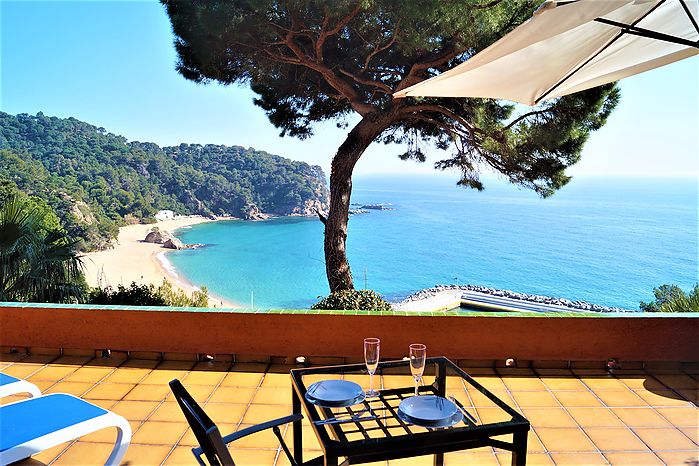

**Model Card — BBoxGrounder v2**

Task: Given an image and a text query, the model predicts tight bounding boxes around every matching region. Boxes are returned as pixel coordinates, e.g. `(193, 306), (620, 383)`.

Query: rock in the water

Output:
(163, 237), (185, 250)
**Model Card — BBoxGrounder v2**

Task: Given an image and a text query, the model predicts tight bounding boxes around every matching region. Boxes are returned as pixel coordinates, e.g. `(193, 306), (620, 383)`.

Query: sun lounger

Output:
(0, 373), (41, 398)
(0, 393), (131, 466)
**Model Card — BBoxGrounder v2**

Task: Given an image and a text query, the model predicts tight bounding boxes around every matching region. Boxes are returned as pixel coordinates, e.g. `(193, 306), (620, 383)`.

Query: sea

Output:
(168, 175), (697, 310)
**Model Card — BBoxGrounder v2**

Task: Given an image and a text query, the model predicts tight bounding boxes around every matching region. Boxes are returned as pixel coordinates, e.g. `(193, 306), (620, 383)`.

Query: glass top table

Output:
(290, 357), (530, 466)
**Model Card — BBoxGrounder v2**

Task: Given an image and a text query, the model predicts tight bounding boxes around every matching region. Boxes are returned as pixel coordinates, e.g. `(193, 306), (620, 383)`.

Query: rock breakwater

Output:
(397, 284), (633, 313)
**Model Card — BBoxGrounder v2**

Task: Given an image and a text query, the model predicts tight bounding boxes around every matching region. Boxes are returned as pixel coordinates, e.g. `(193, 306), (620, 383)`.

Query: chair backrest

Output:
(169, 379), (235, 466)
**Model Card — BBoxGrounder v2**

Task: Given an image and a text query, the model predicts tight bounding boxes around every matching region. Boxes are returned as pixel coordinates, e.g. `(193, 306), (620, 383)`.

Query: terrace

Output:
(1, 303), (697, 465)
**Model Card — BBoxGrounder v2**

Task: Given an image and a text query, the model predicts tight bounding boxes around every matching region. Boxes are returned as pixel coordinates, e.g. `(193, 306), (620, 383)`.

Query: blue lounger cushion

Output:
(1, 394), (108, 452)
(0, 373), (20, 386)
(0, 373), (41, 398)
(0, 393), (131, 465)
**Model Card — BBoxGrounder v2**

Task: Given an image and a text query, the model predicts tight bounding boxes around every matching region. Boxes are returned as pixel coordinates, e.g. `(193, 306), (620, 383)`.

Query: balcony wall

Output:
(1, 303), (697, 363)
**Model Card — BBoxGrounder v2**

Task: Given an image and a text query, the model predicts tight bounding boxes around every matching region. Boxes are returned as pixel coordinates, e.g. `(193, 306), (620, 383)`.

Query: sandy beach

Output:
(82, 216), (240, 308)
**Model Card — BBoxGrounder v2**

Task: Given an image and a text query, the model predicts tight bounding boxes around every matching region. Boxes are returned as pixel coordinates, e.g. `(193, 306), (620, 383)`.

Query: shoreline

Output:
(82, 216), (241, 308)
(394, 284), (633, 313)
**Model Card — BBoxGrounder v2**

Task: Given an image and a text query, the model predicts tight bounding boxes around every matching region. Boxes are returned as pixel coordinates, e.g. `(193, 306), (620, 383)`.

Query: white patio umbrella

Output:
(394, 0), (698, 105)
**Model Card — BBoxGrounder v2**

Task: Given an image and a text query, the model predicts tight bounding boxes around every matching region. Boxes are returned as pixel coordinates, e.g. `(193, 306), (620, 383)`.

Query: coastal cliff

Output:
(0, 112), (329, 250)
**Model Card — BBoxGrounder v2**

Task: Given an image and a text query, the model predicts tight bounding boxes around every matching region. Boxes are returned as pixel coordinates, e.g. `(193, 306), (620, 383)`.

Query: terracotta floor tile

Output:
(221, 371), (264, 387)
(534, 427), (598, 453)
(116, 443), (172, 465)
(140, 369), (191, 385)
(566, 408), (626, 428)
(521, 408), (577, 428)
(554, 391), (604, 408)
(123, 383), (171, 401)
(149, 401), (187, 422)
(131, 420), (188, 445)
(261, 372), (292, 387)
(162, 446), (198, 465)
(654, 451), (699, 465)
(110, 400), (160, 421)
(172, 383), (216, 402)
(21, 442), (72, 464)
(596, 390), (648, 407)
(79, 398), (116, 410)
(44, 381), (95, 397)
(82, 382), (135, 400)
(548, 452), (609, 465)
(230, 449), (280, 466)
(584, 427), (650, 452)
(677, 389), (698, 404)
(633, 389), (693, 407)
(444, 450), (500, 466)
(1, 364), (45, 378)
(181, 369), (226, 386)
(498, 452), (554, 465)
(501, 377), (547, 391)
(242, 404), (292, 424)
(202, 402), (248, 425)
(51, 441), (118, 465)
(580, 377), (629, 391)
(283, 424), (323, 451)
(616, 376), (666, 390)
(252, 387), (292, 405)
(541, 377), (587, 391)
(102, 368), (151, 384)
(208, 386), (257, 404)
(678, 426), (698, 443)
(632, 427), (698, 451)
(62, 366), (114, 383)
(603, 451), (664, 465)
(474, 407), (516, 425)
(509, 391), (559, 408)
(654, 374), (699, 390)
(468, 377), (507, 392)
(469, 389), (515, 407)
(611, 408), (672, 427)
(26, 365), (78, 382)
(655, 407), (699, 426)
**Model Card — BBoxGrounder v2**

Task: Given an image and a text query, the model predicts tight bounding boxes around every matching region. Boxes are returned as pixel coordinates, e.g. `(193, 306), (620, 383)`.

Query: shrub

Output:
(640, 283), (699, 313)
(88, 279), (209, 307)
(311, 289), (392, 311)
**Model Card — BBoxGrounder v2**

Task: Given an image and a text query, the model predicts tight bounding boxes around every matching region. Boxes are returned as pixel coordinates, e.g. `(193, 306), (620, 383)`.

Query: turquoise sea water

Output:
(168, 175), (697, 310)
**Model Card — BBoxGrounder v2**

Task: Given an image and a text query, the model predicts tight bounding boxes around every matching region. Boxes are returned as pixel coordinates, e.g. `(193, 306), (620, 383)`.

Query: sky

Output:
(1, 0), (697, 178)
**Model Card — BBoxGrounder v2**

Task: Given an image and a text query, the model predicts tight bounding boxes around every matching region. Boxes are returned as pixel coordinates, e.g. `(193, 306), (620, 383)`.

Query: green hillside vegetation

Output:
(0, 112), (328, 250)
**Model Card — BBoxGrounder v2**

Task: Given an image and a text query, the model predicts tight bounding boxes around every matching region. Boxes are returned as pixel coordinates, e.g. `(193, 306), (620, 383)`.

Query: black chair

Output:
(169, 379), (323, 466)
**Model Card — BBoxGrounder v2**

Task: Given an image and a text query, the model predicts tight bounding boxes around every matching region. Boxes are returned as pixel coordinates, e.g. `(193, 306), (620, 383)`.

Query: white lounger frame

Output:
(0, 396), (132, 466)
(0, 378), (41, 399)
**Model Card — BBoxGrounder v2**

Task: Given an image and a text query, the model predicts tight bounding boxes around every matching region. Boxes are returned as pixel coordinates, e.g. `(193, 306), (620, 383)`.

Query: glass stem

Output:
(369, 372), (373, 393)
(414, 377), (419, 396)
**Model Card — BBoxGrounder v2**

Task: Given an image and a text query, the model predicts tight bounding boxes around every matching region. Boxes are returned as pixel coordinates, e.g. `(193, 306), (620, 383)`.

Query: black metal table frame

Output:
(291, 357), (530, 466)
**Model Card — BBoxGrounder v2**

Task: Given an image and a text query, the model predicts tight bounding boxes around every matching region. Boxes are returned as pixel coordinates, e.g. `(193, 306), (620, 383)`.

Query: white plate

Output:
(397, 395), (460, 427)
(305, 380), (365, 408)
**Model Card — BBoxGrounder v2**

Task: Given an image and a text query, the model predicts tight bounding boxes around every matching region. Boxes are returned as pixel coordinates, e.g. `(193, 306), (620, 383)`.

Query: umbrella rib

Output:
(594, 17), (699, 48)
(534, 0), (671, 105)
(679, 0), (699, 34)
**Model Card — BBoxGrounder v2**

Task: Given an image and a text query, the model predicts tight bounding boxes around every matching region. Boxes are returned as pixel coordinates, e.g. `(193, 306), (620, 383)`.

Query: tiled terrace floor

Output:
(1, 353), (697, 466)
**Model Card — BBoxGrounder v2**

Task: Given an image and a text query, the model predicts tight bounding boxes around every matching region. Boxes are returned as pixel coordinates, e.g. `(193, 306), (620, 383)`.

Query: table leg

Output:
(433, 452), (444, 466)
(292, 389), (303, 465)
(324, 454), (339, 466)
(435, 360), (447, 397)
(511, 430), (528, 466)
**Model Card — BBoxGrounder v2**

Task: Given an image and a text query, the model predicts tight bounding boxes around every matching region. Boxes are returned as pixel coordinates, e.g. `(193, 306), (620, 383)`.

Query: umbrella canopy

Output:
(394, 0), (698, 105)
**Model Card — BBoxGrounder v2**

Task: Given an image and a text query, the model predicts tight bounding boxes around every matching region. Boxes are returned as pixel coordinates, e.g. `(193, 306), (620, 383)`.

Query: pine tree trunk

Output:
(324, 114), (389, 292)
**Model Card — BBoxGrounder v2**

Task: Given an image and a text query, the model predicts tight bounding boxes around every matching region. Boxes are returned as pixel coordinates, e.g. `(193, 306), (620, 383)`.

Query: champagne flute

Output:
(364, 338), (380, 397)
(409, 343), (426, 397)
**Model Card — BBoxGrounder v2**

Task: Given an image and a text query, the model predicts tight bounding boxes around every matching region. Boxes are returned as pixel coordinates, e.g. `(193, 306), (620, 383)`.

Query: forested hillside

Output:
(0, 112), (328, 250)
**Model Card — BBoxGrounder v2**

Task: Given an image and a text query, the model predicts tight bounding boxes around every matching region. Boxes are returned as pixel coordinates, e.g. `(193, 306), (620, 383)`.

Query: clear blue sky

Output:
(1, 0), (697, 178)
